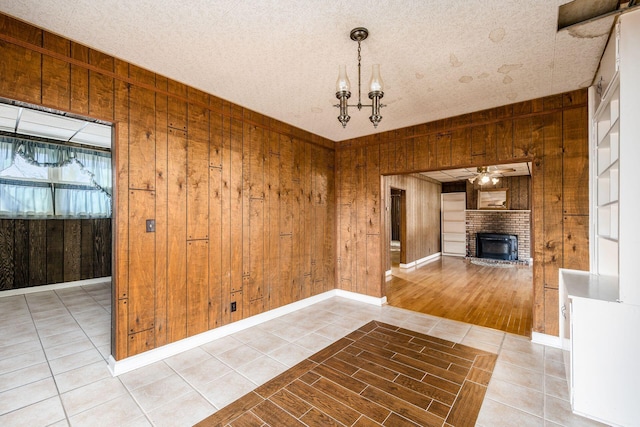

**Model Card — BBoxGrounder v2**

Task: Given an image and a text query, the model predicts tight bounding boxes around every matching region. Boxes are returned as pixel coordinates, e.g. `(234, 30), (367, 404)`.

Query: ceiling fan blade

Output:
(489, 168), (516, 174)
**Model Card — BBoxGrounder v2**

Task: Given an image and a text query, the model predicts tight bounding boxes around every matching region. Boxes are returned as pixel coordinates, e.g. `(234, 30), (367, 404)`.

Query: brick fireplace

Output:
(466, 210), (531, 261)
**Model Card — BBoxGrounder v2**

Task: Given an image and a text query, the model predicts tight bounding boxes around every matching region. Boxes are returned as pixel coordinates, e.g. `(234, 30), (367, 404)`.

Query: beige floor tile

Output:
(544, 347), (565, 365)
(164, 347), (214, 372)
(130, 373), (194, 412)
(39, 328), (88, 349)
(216, 344), (263, 369)
(486, 378), (544, 417)
(476, 398), (544, 427)
(268, 322), (314, 342)
(544, 395), (609, 427)
(200, 335), (244, 356)
(44, 338), (94, 361)
(69, 393), (144, 427)
(498, 348), (544, 372)
(430, 319), (472, 341)
(465, 326), (506, 346)
(238, 329), (290, 353)
(545, 374), (570, 402)
(0, 329), (40, 348)
(294, 332), (334, 352)
(502, 334), (544, 357)
(0, 377), (58, 415)
(0, 396), (65, 427)
(267, 342), (314, 367)
(235, 355), (288, 386)
(314, 323), (356, 341)
(177, 356), (233, 389)
(147, 390), (215, 427)
(48, 347), (103, 375)
(198, 371), (257, 409)
(0, 339), (42, 360)
(0, 362), (51, 394)
(492, 360), (544, 391)
(0, 349), (46, 375)
(119, 361), (174, 391)
(60, 376), (127, 416)
(544, 359), (566, 380)
(461, 337), (500, 354)
(54, 360), (111, 393)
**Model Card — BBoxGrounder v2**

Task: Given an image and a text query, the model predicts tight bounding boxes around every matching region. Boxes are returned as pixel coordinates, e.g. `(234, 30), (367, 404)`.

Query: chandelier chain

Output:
(357, 40), (362, 109)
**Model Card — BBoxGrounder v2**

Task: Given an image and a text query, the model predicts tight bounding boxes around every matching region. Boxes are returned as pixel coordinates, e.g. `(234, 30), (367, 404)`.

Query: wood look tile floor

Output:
(197, 320), (498, 427)
(0, 285), (607, 426)
(386, 256), (533, 336)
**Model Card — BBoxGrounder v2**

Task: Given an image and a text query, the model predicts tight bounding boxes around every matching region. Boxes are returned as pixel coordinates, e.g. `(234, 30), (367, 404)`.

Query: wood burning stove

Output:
(476, 233), (518, 261)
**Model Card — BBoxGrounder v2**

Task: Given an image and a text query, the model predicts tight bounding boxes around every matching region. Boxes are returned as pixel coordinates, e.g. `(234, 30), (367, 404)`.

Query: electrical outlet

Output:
(230, 301), (237, 312)
(146, 219), (155, 233)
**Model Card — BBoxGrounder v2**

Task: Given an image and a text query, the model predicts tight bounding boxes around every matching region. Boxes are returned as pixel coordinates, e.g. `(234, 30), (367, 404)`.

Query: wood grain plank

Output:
(89, 49), (114, 120)
(46, 220), (64, 284)
(187, 239), (209, 335)
(28, 220), (47, 286)
(166, 128), (188, 342)
(70, 43), (89, 115)
(80, 219), (94, 280)
(562, 106), (589, 215)
(128, 85), (156, 191)
(128, 190), (155, 337)
(63, 219), (81, 282)
(446, 380), (487, 427)
(0, 16), (42, 104)
(42, 32), (70, 111)
(0, 220), (15, 290)
(208, 166), (223, 329)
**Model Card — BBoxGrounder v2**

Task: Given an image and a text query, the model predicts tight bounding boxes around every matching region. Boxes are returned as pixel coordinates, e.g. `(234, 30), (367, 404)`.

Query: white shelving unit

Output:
(441, 193), (466, 256)
(560, 10), (640, 427)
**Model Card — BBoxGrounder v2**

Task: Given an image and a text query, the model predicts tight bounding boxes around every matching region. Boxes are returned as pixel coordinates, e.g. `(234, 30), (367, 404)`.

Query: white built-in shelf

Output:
(561, 269), (619, 302)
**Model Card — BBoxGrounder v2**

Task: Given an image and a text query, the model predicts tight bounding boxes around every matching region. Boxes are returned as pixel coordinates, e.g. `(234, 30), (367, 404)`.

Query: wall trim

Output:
(0, 277), (112, 298)
(108, 289), (387, 376)
(531, 332), (563, 348)
(399, 252), (441, 269)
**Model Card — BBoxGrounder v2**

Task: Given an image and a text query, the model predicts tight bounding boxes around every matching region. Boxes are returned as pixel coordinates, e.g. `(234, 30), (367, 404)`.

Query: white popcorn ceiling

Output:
(0, 0), (616, 142)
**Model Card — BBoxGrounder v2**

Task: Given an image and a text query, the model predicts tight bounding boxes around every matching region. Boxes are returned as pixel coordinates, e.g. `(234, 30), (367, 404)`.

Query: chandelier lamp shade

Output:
(335, 27), (385, 128)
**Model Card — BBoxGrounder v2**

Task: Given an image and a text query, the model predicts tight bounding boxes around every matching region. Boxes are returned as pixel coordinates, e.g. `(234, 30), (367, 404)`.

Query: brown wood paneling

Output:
(209, 166), (223, 329)
(451, 128), (471, 166)
(0, 16), (42, 105)
(0, 220), (15, 290)
(94, 218), (111, 278)
(42, 32), (70, 111)
(128, 190), (155, 337)
(13, 220), (28, 288)
(70, 43), (89, 115)
(166, 128), (188, 342)
(563, 106), (589, 215)
(128, 329), (154, 356)
(128, 85), (156, 191)
(28, 220), (47, 286)
(63, 219), (81, 282)
(542, 112), (563, 291)
(80, 219), (94, 280)
(46, 220), (64, 284)
(564, 215), (589, 272)
(187, 104), (210, 241)
(89, 49), (114, 120)
(187, 239), (209, 335)
(230, 119), (244, 298)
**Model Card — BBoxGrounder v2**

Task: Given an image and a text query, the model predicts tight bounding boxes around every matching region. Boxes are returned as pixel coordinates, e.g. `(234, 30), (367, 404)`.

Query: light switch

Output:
(146, 219), (155, 233)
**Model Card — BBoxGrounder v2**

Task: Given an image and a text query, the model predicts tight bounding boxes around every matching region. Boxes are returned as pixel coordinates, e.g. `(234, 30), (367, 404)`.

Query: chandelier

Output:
(335, 27), (385, 128)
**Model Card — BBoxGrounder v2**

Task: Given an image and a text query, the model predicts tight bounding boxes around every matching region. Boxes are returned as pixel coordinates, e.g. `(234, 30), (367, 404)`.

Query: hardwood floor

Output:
(386, 255), (533, 336)
(196, 320), (497, 427)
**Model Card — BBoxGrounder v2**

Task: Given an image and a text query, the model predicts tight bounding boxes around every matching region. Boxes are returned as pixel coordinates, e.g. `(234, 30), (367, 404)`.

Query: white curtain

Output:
(0, 136), (112, 217)
(55, 187), (111, 217)
(0, 182), (53, 216)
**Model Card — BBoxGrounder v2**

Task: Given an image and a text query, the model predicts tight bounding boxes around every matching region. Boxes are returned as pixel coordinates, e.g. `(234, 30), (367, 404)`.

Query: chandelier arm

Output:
(357, 40), (362, 109)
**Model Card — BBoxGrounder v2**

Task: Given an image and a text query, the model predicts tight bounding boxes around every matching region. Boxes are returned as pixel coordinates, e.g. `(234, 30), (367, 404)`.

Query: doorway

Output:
(390, 188), (406, 265)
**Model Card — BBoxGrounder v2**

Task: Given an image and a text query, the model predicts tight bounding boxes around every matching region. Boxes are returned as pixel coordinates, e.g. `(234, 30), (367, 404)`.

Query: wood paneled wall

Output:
(0, 218), (111, 290)
(0, 14), (335, 359)
(337, 92), (589, 336)
(383, 174), (441, 270)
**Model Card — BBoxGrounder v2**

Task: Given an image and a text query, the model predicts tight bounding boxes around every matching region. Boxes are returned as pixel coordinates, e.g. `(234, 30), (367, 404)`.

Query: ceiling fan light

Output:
(480, 174), (490, 184)
(492, 177), (500, 185)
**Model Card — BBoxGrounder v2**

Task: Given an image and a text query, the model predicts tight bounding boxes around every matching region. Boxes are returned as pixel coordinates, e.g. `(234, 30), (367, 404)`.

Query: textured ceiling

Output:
(0, 1), (617, 142)
(422, 162), (531, 183)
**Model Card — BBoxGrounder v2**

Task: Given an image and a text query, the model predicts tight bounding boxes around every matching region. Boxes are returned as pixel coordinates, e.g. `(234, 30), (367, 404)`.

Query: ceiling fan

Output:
(463, 166), (516, 185)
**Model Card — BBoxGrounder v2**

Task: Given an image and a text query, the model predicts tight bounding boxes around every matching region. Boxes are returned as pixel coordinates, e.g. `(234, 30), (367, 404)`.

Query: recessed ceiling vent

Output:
(557, 0), (632, 30)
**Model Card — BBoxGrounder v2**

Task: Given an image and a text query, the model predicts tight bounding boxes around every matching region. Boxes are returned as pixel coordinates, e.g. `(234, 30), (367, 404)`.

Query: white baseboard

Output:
(531, 332), (563, 348)
(108, 289), (386, 376)
(385, 269), (392, 277)
(0, 277), (111, 298)
(400, 252), (441, 269)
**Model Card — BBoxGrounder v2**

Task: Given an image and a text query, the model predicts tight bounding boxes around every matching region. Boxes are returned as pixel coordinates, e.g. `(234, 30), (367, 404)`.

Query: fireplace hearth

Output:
(476, 233), (518, 261)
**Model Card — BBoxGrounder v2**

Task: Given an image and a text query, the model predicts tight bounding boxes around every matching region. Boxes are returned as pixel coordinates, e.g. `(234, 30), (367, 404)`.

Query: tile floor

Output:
(0, 283), (607, 427)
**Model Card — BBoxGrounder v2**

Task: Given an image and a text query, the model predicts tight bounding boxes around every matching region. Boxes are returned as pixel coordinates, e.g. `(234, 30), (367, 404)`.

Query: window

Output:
(0, 137), (112, 218)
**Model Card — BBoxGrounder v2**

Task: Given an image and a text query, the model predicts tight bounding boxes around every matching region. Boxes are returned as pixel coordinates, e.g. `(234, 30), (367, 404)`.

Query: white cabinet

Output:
(560, 270), (640, 427)
(560, 9), (640, 427)
(441, 192), (465, 256)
